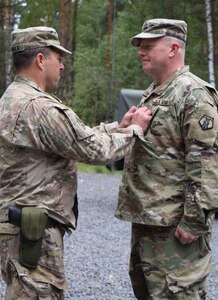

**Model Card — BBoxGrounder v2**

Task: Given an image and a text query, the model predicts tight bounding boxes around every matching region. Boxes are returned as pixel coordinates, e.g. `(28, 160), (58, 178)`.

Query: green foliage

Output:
(18, 0), (60, 28)
(72, 47), (108, 126)
(0, 0), (217, 122)
(72, 0), (111, 125)
(76, 0), (108, 48)
(73, 0), (212, 126)
(113, 0), (210, 92)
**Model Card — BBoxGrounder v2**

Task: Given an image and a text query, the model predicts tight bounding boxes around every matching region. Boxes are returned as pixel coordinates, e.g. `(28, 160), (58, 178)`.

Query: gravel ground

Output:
(0, 172), (218, 299)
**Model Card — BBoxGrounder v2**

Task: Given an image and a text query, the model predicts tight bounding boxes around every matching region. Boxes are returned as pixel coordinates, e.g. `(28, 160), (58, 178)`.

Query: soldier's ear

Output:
(169, 42), (179, 58)
(35, 53), (46, 70)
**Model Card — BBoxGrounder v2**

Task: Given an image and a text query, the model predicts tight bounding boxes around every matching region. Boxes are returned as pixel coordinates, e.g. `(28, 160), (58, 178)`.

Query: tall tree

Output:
(0, 0), (217, 121)
(72, 0), (109, 125)
(3, 0), (13, 88)
(211, 0), (218, 85)
(59, 0), (78, 104)
(0, 0), (6, 95)
(69, 0), (78, 98)
(0, 0), (15, 94)
(106, 0), (113, 120)
(205, 0), (216, 87)
(60, 0), (66, 46)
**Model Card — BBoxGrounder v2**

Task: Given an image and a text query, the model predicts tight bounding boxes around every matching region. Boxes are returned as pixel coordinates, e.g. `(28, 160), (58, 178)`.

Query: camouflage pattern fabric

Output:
(5, 279), (63, 300)
(11, 26), (71, 55)
(131, 18), (187, 47)
(115, 66), (218, 234)
(0, 75), (142, 228)
(0, 75), (143, 297)
(0, 224), (65, 299)
(129, 223), (211, 300)
(115, 65), (218, 299)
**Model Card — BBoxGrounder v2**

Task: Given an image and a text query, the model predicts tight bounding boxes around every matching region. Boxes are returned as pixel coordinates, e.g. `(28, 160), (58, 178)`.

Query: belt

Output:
(8, 206), (59, 229)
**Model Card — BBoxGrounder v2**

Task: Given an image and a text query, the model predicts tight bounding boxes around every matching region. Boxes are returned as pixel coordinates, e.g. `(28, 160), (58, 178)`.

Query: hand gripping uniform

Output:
(115, 66), (218, 299)
(0, 75), (143, 297)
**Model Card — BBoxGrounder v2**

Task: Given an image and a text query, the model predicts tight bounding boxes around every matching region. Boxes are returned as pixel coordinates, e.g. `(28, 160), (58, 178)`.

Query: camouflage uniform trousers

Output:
(129, 223), (212, 300)
(0, 223), (67, 300)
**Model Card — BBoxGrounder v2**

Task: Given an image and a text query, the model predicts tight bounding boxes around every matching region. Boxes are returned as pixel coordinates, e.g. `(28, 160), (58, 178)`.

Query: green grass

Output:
(78, 163), (122, 174)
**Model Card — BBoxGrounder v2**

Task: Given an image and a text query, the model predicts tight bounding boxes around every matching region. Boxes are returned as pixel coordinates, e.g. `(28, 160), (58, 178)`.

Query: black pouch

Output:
(19, 207), (48, 269)
(8, 206), (22, 226)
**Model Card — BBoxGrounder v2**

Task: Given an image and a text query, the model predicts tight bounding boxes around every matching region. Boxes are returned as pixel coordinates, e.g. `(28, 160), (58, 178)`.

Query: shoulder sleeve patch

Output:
(199, 115), (214, 130)
(187, 101), (218, 147)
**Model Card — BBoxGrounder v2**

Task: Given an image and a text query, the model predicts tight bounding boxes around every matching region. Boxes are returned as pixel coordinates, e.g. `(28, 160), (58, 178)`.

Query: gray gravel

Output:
(0, 172), (218, 299)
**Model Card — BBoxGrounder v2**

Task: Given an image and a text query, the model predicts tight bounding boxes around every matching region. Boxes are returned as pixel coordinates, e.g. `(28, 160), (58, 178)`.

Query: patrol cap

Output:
(131, 18), (187, 47)
(11, 26), (71, 55)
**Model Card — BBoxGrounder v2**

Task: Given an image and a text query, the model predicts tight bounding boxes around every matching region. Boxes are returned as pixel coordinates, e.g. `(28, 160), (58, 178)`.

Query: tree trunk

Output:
(106, 0), (113, 121)
(211, 0), (217, 84)
(69, 0), (78, 101)
(3, 0), (13, 89)
(66, 0), (72, 50)
(60, 0), (66, 46)
(204, 0), (216, 87)
(167, 0), (174, 17)
(59, 0), (72, 101)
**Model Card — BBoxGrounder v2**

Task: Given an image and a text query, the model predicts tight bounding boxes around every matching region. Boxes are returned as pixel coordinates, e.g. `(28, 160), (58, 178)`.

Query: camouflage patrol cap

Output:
(11, 26), (71, 55)
(131, 18), (187, 47)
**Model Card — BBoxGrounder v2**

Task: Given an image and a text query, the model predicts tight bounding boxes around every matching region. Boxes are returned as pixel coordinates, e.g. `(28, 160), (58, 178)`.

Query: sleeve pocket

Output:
(63, 109), (94, 141)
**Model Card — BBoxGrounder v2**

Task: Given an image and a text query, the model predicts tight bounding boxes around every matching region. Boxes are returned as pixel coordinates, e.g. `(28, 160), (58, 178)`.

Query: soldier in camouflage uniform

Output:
(0, 26), (152, 299)
(115, 19), (218, 299)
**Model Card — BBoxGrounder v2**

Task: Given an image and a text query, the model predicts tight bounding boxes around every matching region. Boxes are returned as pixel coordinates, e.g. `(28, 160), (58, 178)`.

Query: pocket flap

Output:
(166, 252), (212, 293)
(0, 223), (20, 235)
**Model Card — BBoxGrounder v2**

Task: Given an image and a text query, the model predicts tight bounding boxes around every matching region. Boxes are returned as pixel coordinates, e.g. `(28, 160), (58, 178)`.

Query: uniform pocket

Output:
(0, 223), (20, 252)
(166, 252), (212, 293)
(64, 109), (93, 141)
(0, 223), (20, 235)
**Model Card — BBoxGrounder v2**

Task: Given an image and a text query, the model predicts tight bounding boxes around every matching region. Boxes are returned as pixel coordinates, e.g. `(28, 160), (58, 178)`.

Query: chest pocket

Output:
(143, 99), (180, 153)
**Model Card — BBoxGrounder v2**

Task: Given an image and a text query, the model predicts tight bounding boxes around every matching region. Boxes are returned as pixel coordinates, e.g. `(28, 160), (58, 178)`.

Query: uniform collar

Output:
(15, 75), (44, 92)
(143, 65), (189, 99)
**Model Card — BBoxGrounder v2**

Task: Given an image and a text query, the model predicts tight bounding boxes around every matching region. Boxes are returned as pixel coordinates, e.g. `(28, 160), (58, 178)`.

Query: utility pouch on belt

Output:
(20, 207), (48, 269)
(8, 206), (22, 227)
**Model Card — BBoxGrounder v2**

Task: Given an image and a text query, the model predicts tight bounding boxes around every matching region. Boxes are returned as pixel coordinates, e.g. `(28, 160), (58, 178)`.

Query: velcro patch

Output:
(199, 115), (214, 130)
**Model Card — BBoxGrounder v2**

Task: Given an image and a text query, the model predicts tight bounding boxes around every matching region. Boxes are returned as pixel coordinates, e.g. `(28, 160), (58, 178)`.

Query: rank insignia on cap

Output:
(199, 115), (214, 130)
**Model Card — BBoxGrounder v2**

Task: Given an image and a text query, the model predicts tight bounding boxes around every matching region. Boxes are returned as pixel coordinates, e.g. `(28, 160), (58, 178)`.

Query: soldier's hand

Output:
(175, 225), (198, 245)
(119, 106), (138, 128)
(131, 107), (152, 132)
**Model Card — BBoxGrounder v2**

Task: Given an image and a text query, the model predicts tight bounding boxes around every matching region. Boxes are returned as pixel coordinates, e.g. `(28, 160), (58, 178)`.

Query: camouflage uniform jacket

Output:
(115, 66), (218, 236)
(0, 75), (143, 229)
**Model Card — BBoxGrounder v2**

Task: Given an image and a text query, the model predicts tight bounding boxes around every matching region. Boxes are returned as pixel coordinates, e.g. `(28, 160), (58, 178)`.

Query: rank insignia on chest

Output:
(199, 115), (214, 130)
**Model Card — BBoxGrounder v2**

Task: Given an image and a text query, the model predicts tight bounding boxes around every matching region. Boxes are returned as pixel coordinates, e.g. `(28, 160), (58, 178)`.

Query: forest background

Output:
(0, 0), (217, 126)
